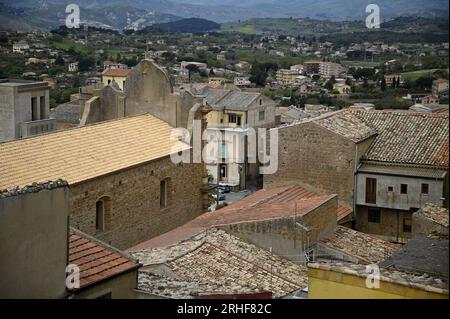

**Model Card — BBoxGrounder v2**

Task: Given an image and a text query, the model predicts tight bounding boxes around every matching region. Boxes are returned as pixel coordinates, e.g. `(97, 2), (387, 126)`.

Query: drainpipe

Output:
(396, 210), (400, 243)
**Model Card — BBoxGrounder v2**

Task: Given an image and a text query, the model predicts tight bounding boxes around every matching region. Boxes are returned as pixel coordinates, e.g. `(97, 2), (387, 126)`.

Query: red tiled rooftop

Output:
(128, 185), (347, 251)
(69, 228), (140, 290)
(320, 226), (402, 264)
(102, 69), (130, 77)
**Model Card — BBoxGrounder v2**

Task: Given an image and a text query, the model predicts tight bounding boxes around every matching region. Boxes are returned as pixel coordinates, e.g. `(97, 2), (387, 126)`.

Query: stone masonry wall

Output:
(264, 121), (357, 208)
(69, 156), (205, 249)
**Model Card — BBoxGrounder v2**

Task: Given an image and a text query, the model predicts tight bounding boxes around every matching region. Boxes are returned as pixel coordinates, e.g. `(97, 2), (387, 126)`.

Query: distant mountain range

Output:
(140, 18), (220, 33)
(0, 0), (448, 31)
(0, 2), (182, 31)
(3, 0), (450, 23)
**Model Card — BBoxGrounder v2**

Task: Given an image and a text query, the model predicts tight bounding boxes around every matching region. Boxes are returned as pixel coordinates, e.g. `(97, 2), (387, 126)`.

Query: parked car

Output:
(212, 192), (225, 201)
(218, 185), (231, 193)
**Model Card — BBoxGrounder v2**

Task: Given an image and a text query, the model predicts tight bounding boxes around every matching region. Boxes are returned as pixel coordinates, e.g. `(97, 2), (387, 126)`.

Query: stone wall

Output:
(264, 121), (359, 208)
(355, 205), (413, 242)
(124, 60), (195, 128)
(221, 195), (338, 263)
(69, 156), (206, 250)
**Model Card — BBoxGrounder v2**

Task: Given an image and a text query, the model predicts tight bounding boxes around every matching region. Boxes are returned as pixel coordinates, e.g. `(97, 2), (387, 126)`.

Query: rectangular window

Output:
(259, 110), (265, 122)
(160, 180), (167, 209)
(368, 209), (381, 224)
(40, 96), (46, 119)
(403, 218), (412, 233)
(220, 143), (227, 159)
(421, 183), (429, 195)
(365, 178), (377, 204)
(228, 113), (242, 126)
(31, 97), (38, 121)
(388, 186), (393, 192)
(401, 184), (408, 194)
(229, 113), (237, 123)
(220, 164), (227, 180)
(95, 201), (104, 232)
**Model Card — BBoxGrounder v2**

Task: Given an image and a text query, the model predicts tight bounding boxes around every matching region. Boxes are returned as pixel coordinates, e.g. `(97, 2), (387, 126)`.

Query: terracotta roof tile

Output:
(0, 114), (190, 190)
(102, 69), (130, 77)
(134, 229), (308, 298)
(313, 110), (377, 142)
(319, 226), (402, 264)
(128, 185), (351, 251)
(414, 203), (449, 228)
(69, 228), (140, 290)
(350, 110), (449, 167)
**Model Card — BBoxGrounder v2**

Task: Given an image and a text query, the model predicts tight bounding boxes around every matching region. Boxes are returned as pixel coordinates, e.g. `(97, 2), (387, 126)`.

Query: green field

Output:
(401, 69), (442, 81)
(50, 40), (88, 54)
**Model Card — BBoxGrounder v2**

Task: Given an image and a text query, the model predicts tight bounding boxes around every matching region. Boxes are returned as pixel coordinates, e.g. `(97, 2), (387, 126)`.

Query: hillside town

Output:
(0, 1), (449, 303)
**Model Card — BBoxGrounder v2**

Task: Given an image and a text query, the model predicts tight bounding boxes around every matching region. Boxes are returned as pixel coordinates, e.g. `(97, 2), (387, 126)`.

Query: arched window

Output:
(95, 196), (111, 232)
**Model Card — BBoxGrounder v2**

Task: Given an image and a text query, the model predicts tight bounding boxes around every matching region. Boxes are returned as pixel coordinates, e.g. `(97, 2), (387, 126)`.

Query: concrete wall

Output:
(69, 156), (206, 250)
(0, 84), (50, 141)
(73, 269), (139, 299)
(308, 267), (448, 299)
(221, 195), (338, 263)
(356, 173), (445, 211)
(0, 185), (69, 299)
(0, 86), (15, 141)
(264, 121), (362, 208)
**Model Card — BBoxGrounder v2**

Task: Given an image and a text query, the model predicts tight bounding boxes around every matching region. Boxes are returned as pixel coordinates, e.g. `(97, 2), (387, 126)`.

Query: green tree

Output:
(381, 76), (386, 91)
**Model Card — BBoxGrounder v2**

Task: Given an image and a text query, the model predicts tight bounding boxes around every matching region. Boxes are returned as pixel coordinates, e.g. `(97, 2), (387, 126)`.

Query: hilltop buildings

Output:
(265, 109), (449, 243)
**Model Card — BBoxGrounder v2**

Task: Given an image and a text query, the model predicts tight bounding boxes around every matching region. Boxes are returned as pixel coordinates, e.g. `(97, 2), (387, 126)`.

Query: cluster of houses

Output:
(0, 55), (448, 299)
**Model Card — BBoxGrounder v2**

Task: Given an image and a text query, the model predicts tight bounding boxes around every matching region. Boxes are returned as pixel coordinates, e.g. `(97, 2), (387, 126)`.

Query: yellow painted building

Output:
(308, 263), (448, 299)
(206, 109), (247, 129)
(102, 69), (130, 90)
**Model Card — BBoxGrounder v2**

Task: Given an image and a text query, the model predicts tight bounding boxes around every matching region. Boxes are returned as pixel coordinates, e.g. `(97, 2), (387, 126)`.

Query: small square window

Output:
(388, 186), (393, 192)
(259, 110), (265, 122)
(368, 209), (381, 224)
(421, 183), (429, 195)
(400, 184), (408, 194)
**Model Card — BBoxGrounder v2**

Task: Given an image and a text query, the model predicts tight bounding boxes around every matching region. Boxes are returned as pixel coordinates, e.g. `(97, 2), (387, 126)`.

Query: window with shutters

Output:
(365, 178), (377, 204)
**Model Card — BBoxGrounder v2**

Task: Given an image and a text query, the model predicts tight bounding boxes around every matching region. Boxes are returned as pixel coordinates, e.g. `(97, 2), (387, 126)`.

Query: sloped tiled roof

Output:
(351, 110), (449, 167)
(102, 69), (130, 77)
(0, 114), (190, 189)
(133, 228), (307, 298)
(414, 203), (449, 228)
(202, 88), (261, 111)
(216, 91), (260, 110)
(319, 226), (401, 264)
(50, 102), (81, 124)
(69, 228), (140, 289)
(204, 89), (230, 105)
(313, 110), (377, 143)
(128, 185), (351, 251)
(358, 162), (448, 179)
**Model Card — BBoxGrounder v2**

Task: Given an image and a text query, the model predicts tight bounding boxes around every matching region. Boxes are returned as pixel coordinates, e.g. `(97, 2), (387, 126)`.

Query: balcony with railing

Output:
(20, 118), (56, 138)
